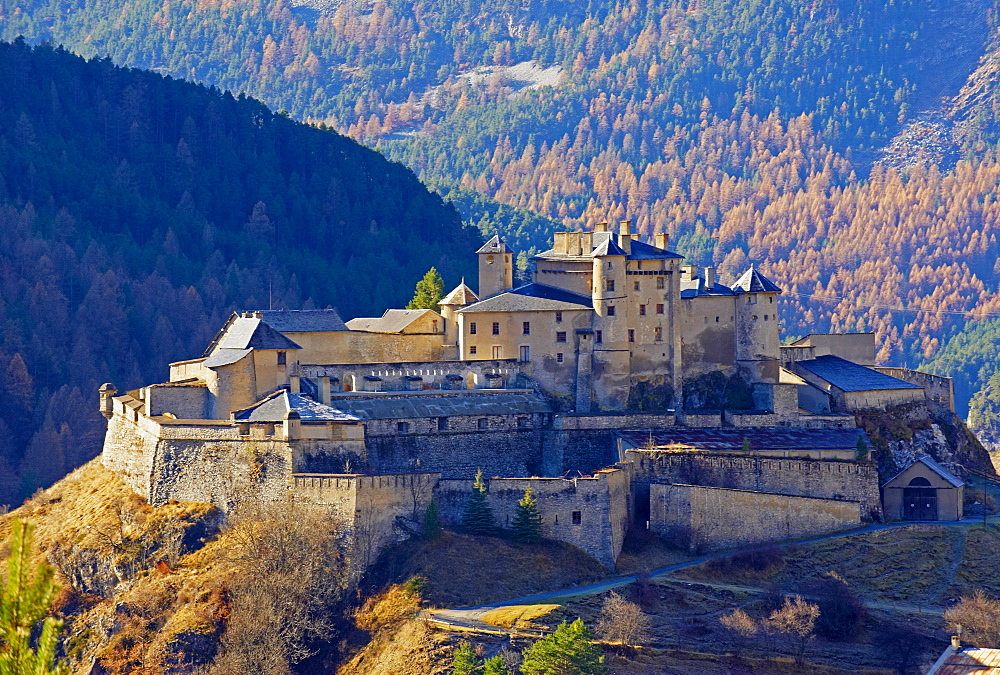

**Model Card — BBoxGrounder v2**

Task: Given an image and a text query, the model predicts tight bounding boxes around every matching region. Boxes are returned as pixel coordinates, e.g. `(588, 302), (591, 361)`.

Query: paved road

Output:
(426, 516), (998, 631)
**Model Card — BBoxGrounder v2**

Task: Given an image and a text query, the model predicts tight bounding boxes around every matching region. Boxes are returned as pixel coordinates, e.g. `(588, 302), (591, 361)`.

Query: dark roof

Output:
(618, 427), (868, 452)
(346, 309), (440, 334)
(329, 391), (551, 419)
(627, 238), (684, 260)
(732, 265), (782, 293)
(884, 455), (964, 488)
(797, 355), (923, 393)
(202, 348), (252, 368)
(255, 309), (348, 333)
(457, 283), (592, 313)
(680, 278), (736, 298)
(217, 318), (301, 350)
(591, 238), (627, 257)
(440, 282), (479, 306)
(233, 390), (362, 423)
(476, 234), (509, 254)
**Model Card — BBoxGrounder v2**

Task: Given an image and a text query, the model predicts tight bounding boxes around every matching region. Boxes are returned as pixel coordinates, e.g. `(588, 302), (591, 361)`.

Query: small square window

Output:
(238, 423), (250, 436)
(607, 306), (616, 316)
(492, 322), (500, 335)
(556, 331), (567, 343)
(397, 421), (410, 433)
(634, 281), (640, 291)
(606, 279), (615, 292)
(556, 353), (564, 363)
(470, 322), (477, 334)
(438, 417), (448, 431)
(277, 351), (287, 366)
(469, 346), (477, 355)
(517, 417), (529, 429)
(654, 326), (662, 342)
(555, 311), (562, 323)
(596, 330), (603, 343)
(628, 329), (635, 343)
(656, 304), (664, 314)
(656, 277), (665, 289)
(572, 511), (582, 525)
(523, 321), (530, 335)
(478, 418), (489, 430)
(715, 316), (720, 322)
(639, 304), (646, 316)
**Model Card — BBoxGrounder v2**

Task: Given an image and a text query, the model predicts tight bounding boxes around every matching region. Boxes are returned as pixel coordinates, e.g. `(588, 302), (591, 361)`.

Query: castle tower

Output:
(733, 265), (782, 407)
(439, 280), (478, 360)
(590, 235), (630, 408)
(476, 234), (514, 299)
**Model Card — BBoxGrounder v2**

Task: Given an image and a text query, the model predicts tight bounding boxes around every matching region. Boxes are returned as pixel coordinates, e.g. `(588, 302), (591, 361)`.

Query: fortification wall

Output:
(301, 360), (522, 393)
(366, 428), (546, 478)
(874, 367), (954, 412)
(101, 411), (162, 499)
(434, 465), (631, 568)
(626, 451), (882, 517)
(650, 484), (861, 550)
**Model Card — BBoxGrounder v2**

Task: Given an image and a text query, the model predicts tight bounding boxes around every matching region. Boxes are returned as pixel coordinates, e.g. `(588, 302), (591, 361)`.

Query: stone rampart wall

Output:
(300, 359), (523, 392)
(143, 384), (208, 419)
(366, 428), (546, 478)
(874, 367), (954, 412)
(627, 451), (882, 517)
(650, 484), (861, 550)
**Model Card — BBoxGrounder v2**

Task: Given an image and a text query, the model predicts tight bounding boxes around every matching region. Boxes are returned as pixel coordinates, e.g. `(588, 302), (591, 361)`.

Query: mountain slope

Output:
(0, 40), (475, 506)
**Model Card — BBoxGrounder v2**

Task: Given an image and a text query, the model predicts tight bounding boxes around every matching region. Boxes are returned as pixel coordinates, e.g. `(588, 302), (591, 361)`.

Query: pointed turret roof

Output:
(591, 237), (628, 257)
(732, 265), (782, 293)
(476, 234), (508, 254)
(440, 280), (479, 306)
(216, 317), (302, 350)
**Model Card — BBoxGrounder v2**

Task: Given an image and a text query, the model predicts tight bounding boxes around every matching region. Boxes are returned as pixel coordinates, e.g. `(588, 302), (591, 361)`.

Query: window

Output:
(437, 417), (448, 431)
(556, 353), (564, 363)
(607, 306), (616, 316)
(715, 316), (720, 322)
(519, 345), (530, 362)
(432, 320), (438, 332)
(654, 326), (662, 342)
(639, 304), (646, 316)
(470, 322), (477, 334)
(276, 351), (286, 366)
(397, 422), (410, 433)
(492, 322), (500, 335)
(492, 346), (503, 359)
(572, 511), (582, 525)
(238, 423), (250, 436)
(656, 276), (665, 289)
(556, 331), (567, 343)
(555, 311), (562, 323)
(764, 315), (768, 321)
(770, 296), (774, 303)
(523, 321), (530, 335)
(628, 329), (635, 342)
(752, 315), (758, 321)
(656, 304), (664, 314)
(634, 281), (640, 291)
(606, 279), (615, 292)
(478, 418), (488, 430)
(596, 330), (603, 343)
(469, 346), (477, 355)
(517, 417), (529, 429)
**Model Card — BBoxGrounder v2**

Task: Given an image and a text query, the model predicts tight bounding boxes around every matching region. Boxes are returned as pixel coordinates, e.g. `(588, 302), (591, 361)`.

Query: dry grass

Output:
(479, 603), (560, 628)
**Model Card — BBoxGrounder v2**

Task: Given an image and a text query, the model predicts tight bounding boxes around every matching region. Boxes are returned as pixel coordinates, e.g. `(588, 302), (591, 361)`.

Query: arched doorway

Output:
(903, 476), (937, 520)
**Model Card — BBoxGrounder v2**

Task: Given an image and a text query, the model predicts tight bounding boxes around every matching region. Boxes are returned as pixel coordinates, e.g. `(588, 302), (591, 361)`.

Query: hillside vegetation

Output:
(0, 40), (475, 506)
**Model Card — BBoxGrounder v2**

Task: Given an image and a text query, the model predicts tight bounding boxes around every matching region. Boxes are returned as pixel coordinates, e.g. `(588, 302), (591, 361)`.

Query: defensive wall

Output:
(625, 449), (882, 519)
(298, 359), (525, 395)
(874, 367), (955, 412)
(650, 484), (862, 551)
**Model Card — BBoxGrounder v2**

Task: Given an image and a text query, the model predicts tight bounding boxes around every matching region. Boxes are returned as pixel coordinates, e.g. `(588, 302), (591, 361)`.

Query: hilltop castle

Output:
(99, 221), (956, 570)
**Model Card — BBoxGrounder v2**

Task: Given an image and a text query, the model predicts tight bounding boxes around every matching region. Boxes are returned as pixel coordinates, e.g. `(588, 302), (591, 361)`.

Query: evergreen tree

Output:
(423, 499), (443, 540)
(451, 641), (479, 675)
(520, 618), (606, 675)
(483, 655), (511, 674)
(461, 468), (495, 535)
(855, 436), (869, 462)
(406, 267), (445, 311)
(511, 486), (543, 543)
(0, 519), (69, 675)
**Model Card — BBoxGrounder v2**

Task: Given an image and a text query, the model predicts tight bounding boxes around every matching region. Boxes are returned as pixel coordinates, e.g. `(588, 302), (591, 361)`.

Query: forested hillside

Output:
(0, 40), (475, 506)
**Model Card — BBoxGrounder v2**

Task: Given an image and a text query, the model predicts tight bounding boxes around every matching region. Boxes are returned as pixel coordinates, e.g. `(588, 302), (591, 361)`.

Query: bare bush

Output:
(944, 590), (1000, 648)
(207, 498), (349, 674)
(596, 590), (651, 648)
(720, 608), (757, 655)
(765, 595), (819, 663)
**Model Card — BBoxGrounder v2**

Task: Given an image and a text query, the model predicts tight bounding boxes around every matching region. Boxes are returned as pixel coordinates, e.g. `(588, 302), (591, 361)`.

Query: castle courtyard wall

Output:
(650, 484), (861, 550)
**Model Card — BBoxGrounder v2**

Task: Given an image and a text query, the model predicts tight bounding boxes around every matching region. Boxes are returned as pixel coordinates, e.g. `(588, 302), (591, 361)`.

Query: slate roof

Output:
(618, 427), (868, 453)
(330, 391), (552, 419)
(796, 355), (923, 393)
(255, 309), (348, 333)
(591, 237), (628, 257)
(202, 348), (252, 368)
(476, 234), (508, 254)
(216, 317), (302, 351)
(532, 236), (684, 261)
(627, 238), (685, 260)
(440, 282), (479, 306)
(680, 278), (736, 298)
(883, 455), (964, 488)
(347, 309), (439, 334)
(732, 265), (782, 293)
(233, 390), (362, 423)
(457, 283), (592, 313)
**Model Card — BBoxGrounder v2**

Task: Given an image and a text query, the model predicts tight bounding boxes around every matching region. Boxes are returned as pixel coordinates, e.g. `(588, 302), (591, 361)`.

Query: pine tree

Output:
(520, 618), (607, 675)
(451, 641), (480, 675)
(483, 655), (511, 674)
(511, 486), (543, 543)
(461, 468), (495, 535)
(423, 499), (443, 540)
(855, 436), (869, 461)
(0, 519), (69, 675)
(406, 267), (445, 311)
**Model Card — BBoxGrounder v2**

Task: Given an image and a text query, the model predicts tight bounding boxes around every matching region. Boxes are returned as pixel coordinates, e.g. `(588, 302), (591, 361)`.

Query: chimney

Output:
(618, 219), (633, 253)
(951, 635), (961, 651)
(681, 264), (698, 282)
(654, 232), (669, 250)
(594, 221), (608, 233)
(704, 267), (715, 288)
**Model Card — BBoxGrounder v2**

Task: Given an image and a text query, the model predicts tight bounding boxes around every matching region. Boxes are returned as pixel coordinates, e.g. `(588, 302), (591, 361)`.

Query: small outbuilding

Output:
(882, 456), (964, 521)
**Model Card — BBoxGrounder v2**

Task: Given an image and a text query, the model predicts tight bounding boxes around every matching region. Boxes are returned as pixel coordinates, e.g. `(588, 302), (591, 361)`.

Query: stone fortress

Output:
(99, 221), (958, 570)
